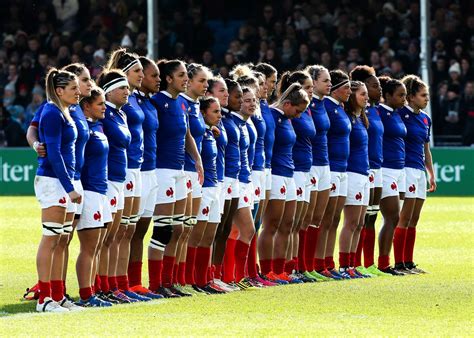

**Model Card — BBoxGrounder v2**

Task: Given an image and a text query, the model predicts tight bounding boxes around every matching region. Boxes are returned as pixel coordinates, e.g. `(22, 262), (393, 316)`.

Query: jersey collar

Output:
(404, 105), (414, 113)
(179, 92), (198, 103)
(379, 103), (394, 112)
(160, 90), (173, 98)
(313, 94), (323, 100)
(325, 95), (340, 105)
(134, 89), (149, 98)
(274, 107), (285, 115)
(105, 101), (118, 109)
(231, 111), (246, 121)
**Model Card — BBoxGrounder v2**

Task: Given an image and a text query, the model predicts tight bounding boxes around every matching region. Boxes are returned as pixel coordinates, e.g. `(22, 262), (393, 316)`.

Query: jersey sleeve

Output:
(30, 102), (46, 127)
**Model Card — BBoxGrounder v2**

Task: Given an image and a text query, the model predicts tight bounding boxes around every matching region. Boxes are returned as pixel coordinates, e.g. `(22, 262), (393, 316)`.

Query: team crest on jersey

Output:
(334, 109), (338, 114)
(423, 117), (429, 125)
(405, 114), (409, 119)
(387, 112), (391, 116)
(164, 103), (169, 109)
(312, 102), (315, 107)
(278, 118), (282, 123)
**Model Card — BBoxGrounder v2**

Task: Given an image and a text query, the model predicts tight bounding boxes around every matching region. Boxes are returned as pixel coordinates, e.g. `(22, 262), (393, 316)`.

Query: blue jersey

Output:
(178, 94), (206, 172)
(379, 103), (407, 170)
(261, 99), (275, 169)
(69, 104), (89, 180)
(367, 105), (384, 169)
(247, 119), (257, 170)
(231, 112), (251, 184)
(101, 102), (131, 182)
(324, 97), (351, 172)
(151, 91), (188, 170)
(309, 96), (330, 166)
(135, 90), (158, 172)
(30, 100), (47, 127)
(81, 120), (109, 194)
(37, 103), (77, 193)
(251, 113), (266, 171)
(346, 114), (369, 176)
(122, 93), (144, 169)
(270, 107), (296, 178)
(400, 106), (431, 170)
(292, 108), (316, 172)
(215, 120), (227, 182)
(222, 108), (241, 179)
(201, 127), (218, 187)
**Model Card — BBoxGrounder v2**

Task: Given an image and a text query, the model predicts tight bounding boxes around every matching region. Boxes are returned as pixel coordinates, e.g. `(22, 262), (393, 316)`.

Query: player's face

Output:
(228, 86), (243, 111)
(89, 93), (107, 120)
(333, 83), (352, 103)
(314, 69), (331, 96)
(284, 100), (308, 119)
(78, 68), (93, 98)
(141, 62), (160, 94)
(208, 80), (229, 107)
(389, 84), (407, 109)
(355, 84), (369, 109)
(108, 85), (130, 107)
(258, 76), (268, 99)
(266, 72), (277, 98)
(127, 63), (144, 89)
(168, 64), (188, 94)
(203, 101), (222, 126)
(189, 70), (209, 97)
(366, 76), (381, 103)
(411, 85), (429, 110)
(240, 90), (257, 117)
(302, 77), (314, 99)
(58, 78), (81, 106)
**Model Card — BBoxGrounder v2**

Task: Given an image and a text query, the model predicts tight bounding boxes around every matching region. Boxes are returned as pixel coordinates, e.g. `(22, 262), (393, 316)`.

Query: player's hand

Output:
(68, 190), (82, 204)
(195, 158), (204, 185)
(33, 141), (47, 157)
(428, 175), (437, 193)
(211, 126), (220, 138)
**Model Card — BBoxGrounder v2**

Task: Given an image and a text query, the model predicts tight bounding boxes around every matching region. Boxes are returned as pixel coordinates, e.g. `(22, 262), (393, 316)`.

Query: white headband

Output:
(331, 79), (350, 92)
(122, 59), (140, 73)
(103, 77), (128, 94)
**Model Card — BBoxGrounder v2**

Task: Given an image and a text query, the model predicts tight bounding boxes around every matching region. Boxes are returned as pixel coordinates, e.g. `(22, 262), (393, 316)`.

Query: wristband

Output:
(33, 141), (40, 150)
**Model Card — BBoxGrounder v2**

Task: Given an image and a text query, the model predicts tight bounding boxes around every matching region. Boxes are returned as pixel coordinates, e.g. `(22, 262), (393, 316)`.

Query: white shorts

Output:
(369, 168), (383, 189)
(34, 176), (71, 210)
(381, 167), (406, 199)
(197, 187), (221, 223)
(70, 179), (84, 214)
(238, 182), (254, 209)
(77, 190), (113, 231)
(294, 171), (311, 203)
(155, 168), (187, 204)
(251, 170), (265, 202)
(399, 168), (406, 193)
(185, 171), (203, 198)
(106, 180), (125, 213)
(139, 170), (158, 217)
(217, 181), (226, 214)
(405, 167), (427, 200)
(345, 172), (370, 206)
(265, 168), (272, 191)
(124, 168), (142, 198)
(269, 175), (297, 201)
(329, 172), (348, 198)
(309, 165), (331, 192)
(224, 176), (240, 200)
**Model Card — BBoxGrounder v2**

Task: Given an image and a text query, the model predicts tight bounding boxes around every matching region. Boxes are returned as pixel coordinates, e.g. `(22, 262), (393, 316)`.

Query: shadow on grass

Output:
(0, 302), (36, 316)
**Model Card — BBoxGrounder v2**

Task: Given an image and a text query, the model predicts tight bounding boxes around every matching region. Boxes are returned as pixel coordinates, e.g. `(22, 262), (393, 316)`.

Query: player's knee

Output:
(149, 215), (173, 251)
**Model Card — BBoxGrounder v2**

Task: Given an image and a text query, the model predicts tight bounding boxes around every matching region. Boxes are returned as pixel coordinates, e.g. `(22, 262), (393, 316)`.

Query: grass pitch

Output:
(1, 196), (473, 336)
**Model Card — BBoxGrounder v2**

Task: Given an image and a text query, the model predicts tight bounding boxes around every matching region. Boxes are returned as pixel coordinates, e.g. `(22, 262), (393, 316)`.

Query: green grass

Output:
(1, 196), (473, 336)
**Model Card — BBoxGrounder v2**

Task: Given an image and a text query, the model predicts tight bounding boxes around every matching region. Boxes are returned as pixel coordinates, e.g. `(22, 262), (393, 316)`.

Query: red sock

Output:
(51, 280), (64, 302)
(178, 262), (186, 286)
(127, 261), (142, 287)
(305, 226), (320, 271)
(293, 257), (298, 272)
(79, 287), (92, 301)
(363, 228), (376, 267)
(185, 246), (197, 285)
(195, 246), (211, 287)
(349, 252), (356, 267)
(94, 275), (101, 293)
(298, 229), (307, 271)
(38, 280), (51, 304)
(355, 228), (365, 267)
(339, 252), (350, 268)
(404, 227), (417, 263)
(378, 255), (390, 270)
(259, 259), (272, 275)
(273, 258), (286, 274)
(99, 275), (109, 293)
(393, 227), (408, 264)
(62, 280), (66, 296)
(108, 276), (118, 291)
(284, 259), (296, 274)
(234, 240), (250, 282)
(207, 266), (213, 283)
(117, 275), (129, 291)
(148, 259), (163, 291)
(325, 256), (335, 270)
(223, 238), (236, 283)
(162, 255), (175, 288)
(247, 235), (258, 278)
(172, 263), (179, 285)
(214, 264), (222, 280)
(314, 258), (325, 271)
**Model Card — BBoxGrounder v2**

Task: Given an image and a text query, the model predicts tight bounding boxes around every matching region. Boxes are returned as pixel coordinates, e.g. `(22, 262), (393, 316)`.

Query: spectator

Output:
(461, 81), (474, 145)
(23, 86), (44, 132)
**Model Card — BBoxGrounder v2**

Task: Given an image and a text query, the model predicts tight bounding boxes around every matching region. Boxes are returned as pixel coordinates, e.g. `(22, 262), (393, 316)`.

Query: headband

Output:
(330, 79), (350, 92)
(103, 76), (128, 94)
(122, 59), (140, 73)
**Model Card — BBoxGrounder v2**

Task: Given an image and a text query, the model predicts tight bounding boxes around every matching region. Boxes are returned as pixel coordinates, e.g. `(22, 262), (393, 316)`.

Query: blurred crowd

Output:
(1, 0), (473, 146)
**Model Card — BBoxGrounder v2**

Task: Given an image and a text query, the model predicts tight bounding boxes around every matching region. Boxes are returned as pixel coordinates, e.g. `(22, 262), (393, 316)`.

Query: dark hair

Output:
(254, 62), (277, 78)
(80, 86), (104, 110)
(346, 81), (369, 128)
(401, 74), (427, 97)
(329, 69), (350, 93)
(45, 67), (77, 112)
(62, 63), (87, 76)
(97, 69), (127, 91)
(138, 56), (155, 70)
(224, 78), (240, 94)
(187, 63), (211, 79)
(208, 75), (225, 93)
(305, 65), (328, 80)
(106, 48), (140, 72)
(349, 65), (376, 83)
(241, 86), (254, 95)
(274, 83), (310, 107)
(379, 75), (403, 100)
(278, 71), (311, 96)
(157, 59), (186, 91)
(199, 96), (219, 112)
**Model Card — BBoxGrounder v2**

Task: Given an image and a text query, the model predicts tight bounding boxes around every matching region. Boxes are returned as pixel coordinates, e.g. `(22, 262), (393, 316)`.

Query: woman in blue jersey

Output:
(337, 81), (371, 279)
(34, 68), (82, 312)
(104, 49), (150, 301)
(300, 65), (333, 281)
(259, 83), (310, 284)
(349, 66), (388, 276)
(393, 75), (435, 274)
(75, 87), (113, 307)
(127, 56), (163, 299)
(276, 70), (316, 283)
(96, 69), (134, 303)
(376, 76), (407, 275)
(318, 70), (352, 280)
(148, 59), (203, 298)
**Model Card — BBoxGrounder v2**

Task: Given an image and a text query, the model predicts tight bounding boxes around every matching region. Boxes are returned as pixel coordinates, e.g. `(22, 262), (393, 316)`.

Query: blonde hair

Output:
(273, 82), (310, 108)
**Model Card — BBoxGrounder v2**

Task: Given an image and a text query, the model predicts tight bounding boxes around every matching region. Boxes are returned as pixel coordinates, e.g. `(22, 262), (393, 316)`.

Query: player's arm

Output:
(424, 142), (436, 193)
